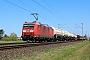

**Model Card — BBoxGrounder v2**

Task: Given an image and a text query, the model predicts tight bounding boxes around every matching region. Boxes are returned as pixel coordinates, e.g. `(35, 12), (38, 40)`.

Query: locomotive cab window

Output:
(23, 24), (34, 28)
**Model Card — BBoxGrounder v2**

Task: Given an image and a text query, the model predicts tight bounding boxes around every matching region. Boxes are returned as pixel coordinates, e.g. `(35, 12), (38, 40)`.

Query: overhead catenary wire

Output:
(43, 0), (63, 19)
(42, 0), (73, 23)
(32, 0), (62, 19)
(18, 0), (58, 24)
(4, 0), (58, 24)
(4, 0), (32, 13)
(18, 0), (38, 12)
(32, 0), (71, 29)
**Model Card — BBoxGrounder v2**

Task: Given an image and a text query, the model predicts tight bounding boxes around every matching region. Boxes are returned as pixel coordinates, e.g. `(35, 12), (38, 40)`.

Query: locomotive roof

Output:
(24, 21), (51, 28)
(24, 21), (40, 25)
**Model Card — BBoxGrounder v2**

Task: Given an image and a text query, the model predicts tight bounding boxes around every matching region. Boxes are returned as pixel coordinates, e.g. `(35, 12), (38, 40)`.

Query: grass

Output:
(15, 41), (90, 60)
(0, 40), (24, 44)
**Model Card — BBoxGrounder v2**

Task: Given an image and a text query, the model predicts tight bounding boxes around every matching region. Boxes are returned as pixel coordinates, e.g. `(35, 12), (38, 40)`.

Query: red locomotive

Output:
(21, 21), (54, 42)
(21, 13), (85, 42)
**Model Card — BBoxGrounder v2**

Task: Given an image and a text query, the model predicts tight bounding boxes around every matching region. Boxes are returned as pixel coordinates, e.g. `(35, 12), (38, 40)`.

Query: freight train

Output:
(21, 21), (85, 42)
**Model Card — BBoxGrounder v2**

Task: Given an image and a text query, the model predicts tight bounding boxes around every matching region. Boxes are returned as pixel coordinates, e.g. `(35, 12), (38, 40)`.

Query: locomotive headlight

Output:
(23, 30), (26, 32)
(30, 30), (34, 32)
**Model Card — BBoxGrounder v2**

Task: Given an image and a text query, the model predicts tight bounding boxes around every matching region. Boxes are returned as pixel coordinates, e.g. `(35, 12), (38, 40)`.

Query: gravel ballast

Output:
(0, 41), (82, 60)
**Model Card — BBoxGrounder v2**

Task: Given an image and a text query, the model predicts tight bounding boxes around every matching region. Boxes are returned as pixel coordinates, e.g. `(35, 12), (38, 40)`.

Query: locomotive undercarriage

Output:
(54, 34), (76, 41)
(21, 35), (77, 42)
(21, 35), (34, 42)
(21, 35), (56, 42)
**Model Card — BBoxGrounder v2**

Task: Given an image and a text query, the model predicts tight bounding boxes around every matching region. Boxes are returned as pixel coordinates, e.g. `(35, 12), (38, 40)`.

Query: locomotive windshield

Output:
(23, 24), (34, 28)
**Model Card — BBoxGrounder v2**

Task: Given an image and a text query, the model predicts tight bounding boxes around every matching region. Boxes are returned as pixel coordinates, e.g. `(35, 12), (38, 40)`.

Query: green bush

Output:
(11, 37), (18, 41)
(1, 37), (18, 41)
(0, 36), (2, 40)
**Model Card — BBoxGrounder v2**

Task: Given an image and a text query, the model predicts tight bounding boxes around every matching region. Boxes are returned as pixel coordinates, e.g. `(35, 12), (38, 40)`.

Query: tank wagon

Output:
(21, 21), (54, 42)
(77, 35), (86, 40)
(51, 26), (63, 41)
(51, 26), (77, 41)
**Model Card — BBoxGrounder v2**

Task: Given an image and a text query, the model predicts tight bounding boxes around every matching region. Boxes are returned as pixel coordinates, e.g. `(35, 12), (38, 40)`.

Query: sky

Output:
(0, 0), (90, 37)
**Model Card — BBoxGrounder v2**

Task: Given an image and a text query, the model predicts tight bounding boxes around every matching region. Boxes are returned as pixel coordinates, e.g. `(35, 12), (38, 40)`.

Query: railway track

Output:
(0, 40), (80, 50)
(0, 40), (83, 60)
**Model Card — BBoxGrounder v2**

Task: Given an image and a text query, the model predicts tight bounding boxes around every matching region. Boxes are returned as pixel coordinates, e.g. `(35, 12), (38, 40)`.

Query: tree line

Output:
(0, 29), (20, 41)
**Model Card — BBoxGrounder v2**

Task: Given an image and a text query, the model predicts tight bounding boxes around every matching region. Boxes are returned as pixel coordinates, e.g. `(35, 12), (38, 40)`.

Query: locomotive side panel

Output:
(37, 25), (53, 38)
(49, 27), (54, 37)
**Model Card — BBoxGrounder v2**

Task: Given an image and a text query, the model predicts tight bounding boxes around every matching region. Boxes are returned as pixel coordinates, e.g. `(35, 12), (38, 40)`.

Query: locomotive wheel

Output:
(53, 39), (56, 42)
(32, 40), (34, 42)
(35, 40), (37, 42)
(44, 40), (45, 42)
(27, 40), (30, 42)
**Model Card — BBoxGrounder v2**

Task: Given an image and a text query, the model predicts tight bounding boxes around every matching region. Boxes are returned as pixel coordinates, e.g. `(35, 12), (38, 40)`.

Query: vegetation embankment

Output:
(0, 29), (22, 41)
(15, 41), (90, 60)
(0, 32), (22, 41)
